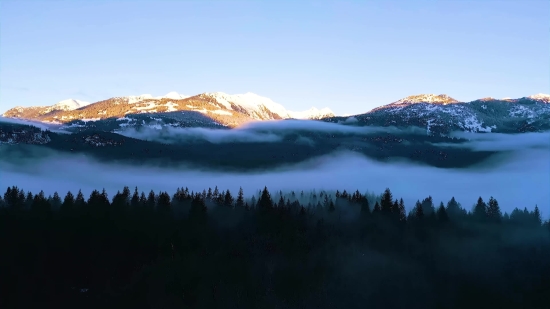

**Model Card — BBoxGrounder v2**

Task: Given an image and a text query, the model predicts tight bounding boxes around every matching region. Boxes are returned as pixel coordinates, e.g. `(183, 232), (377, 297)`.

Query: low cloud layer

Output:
(0, 117), (70, 134)
(117, 119), (427, 144)
(1, 131), (548, 218)
(443, 131), (550, 151)
(117, 126), (283, 144)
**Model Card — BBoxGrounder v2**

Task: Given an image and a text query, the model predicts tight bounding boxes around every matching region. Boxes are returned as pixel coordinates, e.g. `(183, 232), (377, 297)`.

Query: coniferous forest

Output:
(1, 185), (549, 309)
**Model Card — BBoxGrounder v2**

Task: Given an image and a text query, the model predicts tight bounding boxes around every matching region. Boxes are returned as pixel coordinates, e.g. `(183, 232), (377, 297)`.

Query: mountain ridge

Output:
(2, 92), (549, 134)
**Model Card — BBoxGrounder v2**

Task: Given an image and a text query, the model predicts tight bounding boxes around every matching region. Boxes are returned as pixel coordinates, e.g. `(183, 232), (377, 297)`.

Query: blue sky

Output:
(1, 0), (548, 115)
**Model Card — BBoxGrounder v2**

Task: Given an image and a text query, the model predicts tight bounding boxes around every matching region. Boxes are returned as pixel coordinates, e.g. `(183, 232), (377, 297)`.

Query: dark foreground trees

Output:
(0, 185), (549, 309)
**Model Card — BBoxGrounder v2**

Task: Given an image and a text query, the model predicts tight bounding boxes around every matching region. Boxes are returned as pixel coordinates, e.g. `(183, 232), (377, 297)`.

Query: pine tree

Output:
(373, 201), (381, 213)
(421, 196), (435, 216)
(157, 192), (171, 213)
(392, 199), (400, 220)
(257, 187), (273, 212)
(398, 198), (406, 222)
(328, 200), (335, 213)
(147, 190), (156, 211)
(213, 186), (219, 199)
(236, 187), (245, 208)
(131, 187), (140, 209)
(446, 197), (462, 219)
(75, 190), (86, 209)
(414, 200), (424, 219)
(437, 202), (449, 222)
(278, 195), (285, 208)
(60, 191), (75, 216)
(207, 187), (213, 200)
(51, 192), (62, 210)
(380, 188), (393, 215)
(473, 197), (487, 221)
(25, 191), (33, 210)
(533, 205), (542, 226)
(487, 197), (502, 223)
(224, 190), (234, 207)
(139, 192), (147, 208)
(360, 196), (370, 216)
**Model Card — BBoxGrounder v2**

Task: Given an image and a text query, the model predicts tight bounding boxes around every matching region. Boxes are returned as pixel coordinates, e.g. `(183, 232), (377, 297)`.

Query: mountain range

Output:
(2, 92), (550, 135)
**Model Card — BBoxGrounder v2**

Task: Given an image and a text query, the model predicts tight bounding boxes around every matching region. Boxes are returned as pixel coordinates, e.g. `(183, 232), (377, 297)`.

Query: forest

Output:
(0, 184), (549, 309)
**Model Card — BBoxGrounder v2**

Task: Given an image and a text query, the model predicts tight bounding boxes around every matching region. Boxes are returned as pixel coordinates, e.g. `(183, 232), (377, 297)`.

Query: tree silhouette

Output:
(236, 187), (245, 208)
(437, 202), (449, 222)
(473, 197), (487, 221)
(487, 197), (502, 223)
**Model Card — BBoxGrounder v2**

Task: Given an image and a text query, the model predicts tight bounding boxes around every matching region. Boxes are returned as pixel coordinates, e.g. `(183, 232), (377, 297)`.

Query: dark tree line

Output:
(0, 185), (549, 309)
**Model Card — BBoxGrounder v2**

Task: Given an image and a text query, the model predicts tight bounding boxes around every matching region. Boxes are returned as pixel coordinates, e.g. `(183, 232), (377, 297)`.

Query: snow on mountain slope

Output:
(288, 107), (335, 120)
(201, 92), (334, 120)
(390, 94), (459, 105)
(527, 93), (550, 103)
(326, 93), (550, 134)
(157, 92), (190, 100)
(48, 99), (91, 111)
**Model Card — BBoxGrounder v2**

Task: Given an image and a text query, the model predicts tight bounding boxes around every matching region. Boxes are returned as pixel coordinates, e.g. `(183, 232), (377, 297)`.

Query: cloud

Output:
(117, 126), (283, 144)
(117, 120), (427, 144)
(434, 131), (550, 151)
(1, 134), (548, 218)
(0, 116), (70, 134)
(238, 119), (426, 135)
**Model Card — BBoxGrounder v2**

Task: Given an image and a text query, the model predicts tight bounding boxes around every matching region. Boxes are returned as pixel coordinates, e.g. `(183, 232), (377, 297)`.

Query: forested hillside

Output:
(1, 185), (548, 309)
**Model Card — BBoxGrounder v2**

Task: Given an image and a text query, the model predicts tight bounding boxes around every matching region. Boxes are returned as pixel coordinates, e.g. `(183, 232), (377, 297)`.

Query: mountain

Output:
(3, 91), (549, 135)
(4, 99), (91, 120)
(325, 93), (550, 134)
(2, 91), (335, 131)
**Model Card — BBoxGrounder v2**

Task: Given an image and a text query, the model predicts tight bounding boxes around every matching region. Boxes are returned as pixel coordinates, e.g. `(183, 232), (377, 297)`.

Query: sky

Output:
(1, 0), (549, 115)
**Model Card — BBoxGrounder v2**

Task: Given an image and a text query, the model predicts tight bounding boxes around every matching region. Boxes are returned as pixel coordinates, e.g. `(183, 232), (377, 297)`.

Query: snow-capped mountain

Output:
(2, 91), (335, 131)
(3, 91), (549, 135)
(391, 94), (459, 105)
(326, 93), (550, 134)
(4, 99), (91, 120)
(50, 99), (91, 111)
(199, 92), (334, 120)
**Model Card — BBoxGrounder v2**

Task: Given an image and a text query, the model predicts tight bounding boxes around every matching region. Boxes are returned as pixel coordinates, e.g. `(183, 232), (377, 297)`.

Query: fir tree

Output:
(360, 196), (370, 216)
(398, 198), (406, 222)
(236, 187), (245, 208)
(224, 190), (234, 207)
(75, 190), (86, 209)
(533, 205), (542, 226)
(207, 187), (213, 200)
(131, 187), (140, 209)
(373, 201), (381, 213)
(473, 197), (487, 221)
(487, 197), (502, 223)
(257, 187), (273, 212)
(51, 192), (62, 210)
(328, 200), (335, 213)
(60, 191), (75, 216)
(421, 196), (435, 216)
(157, 192), (171, 213)
(437, 202), (449, 222)
(147, 190), (156, 211)
(414, 200), (424, 219)
(380, 188), (393, 215)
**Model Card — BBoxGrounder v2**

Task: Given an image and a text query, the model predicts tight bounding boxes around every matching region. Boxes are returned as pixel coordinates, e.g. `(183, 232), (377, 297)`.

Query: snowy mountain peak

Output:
(527, 93), (550, 103)
(201, 92), (334, 120)
(157, 92), (190, 100)
(392, 94), (460, 105)
(288, 107), (335, 120)
(52, 99), (91, 111)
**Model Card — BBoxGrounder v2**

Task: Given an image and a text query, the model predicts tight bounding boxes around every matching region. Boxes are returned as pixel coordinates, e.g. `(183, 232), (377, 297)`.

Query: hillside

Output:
(3, 92), (335, 129)
(325, 94), (550, 134)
